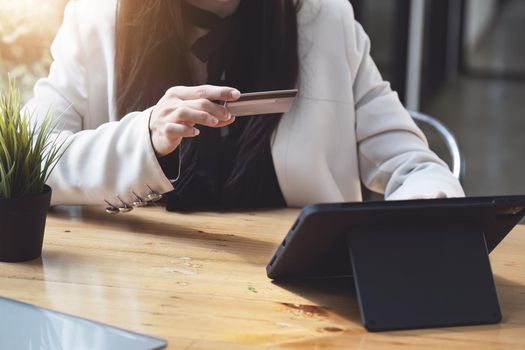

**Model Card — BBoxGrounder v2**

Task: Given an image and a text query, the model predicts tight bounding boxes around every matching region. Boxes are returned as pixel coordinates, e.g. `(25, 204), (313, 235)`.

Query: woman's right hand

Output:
(149, 85), (241, 158)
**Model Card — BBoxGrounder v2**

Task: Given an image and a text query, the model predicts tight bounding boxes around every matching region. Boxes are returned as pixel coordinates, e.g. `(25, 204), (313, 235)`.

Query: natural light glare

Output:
(0, 0), (63, 43)
(0, 0), (67, 101)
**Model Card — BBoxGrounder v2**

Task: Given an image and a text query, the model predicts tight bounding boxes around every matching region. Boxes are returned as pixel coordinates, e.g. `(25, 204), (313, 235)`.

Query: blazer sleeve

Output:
(341, 4), (464, 199)
(22, 1), (174, 206)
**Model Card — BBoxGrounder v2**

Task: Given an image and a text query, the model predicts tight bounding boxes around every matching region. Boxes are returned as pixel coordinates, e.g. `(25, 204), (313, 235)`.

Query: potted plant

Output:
(0, 79), (65, 262)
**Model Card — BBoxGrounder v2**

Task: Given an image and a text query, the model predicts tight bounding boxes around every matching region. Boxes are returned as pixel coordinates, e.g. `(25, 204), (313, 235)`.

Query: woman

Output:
(24, 0), (464, 210)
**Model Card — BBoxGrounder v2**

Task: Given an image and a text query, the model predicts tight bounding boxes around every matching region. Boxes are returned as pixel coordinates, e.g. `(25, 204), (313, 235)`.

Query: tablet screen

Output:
(0, 297), (167, 350)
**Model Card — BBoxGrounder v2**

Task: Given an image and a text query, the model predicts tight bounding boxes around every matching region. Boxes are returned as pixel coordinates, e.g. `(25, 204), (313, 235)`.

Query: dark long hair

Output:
(115, 0), (300, 187)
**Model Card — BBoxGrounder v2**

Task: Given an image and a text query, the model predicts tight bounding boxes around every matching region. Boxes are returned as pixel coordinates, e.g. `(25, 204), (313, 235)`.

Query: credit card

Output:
(224, 89), (298, 116)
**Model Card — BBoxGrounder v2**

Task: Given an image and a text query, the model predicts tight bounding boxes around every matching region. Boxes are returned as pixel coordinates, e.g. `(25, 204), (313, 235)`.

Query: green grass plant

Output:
(0, 78), (66, 198)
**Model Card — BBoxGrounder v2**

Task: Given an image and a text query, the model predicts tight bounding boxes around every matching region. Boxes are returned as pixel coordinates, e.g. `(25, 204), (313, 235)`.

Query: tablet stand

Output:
(345, 225), (502, 331)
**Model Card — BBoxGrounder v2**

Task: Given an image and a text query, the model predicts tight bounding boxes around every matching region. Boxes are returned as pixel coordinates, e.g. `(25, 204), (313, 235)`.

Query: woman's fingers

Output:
(150, 85), (241, 157)
(408, 191), (448, 200)
(216, 116), (236, 128)
(165, 123), (200, 139)
(185, 98), (232, 122)
(161, 115), (235, 153)
(168, 85), (241, 102)
(172, 106), (222, 127)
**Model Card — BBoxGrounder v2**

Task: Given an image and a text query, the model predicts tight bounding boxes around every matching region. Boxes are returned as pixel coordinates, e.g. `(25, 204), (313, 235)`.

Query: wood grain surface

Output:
(0, 206), (524, 349)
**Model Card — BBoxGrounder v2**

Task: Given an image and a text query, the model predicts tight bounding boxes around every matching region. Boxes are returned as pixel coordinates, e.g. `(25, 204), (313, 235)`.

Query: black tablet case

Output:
(267, 196), (525, 331)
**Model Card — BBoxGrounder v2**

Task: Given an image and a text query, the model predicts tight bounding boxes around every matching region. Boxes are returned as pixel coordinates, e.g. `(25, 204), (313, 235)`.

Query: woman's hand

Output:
(149, 85), (240, 157)
(408, 191), (447, 200)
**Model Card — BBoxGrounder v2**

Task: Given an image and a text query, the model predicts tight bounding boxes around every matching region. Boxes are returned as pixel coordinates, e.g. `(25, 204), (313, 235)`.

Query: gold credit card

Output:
(224, 89), (298, 116)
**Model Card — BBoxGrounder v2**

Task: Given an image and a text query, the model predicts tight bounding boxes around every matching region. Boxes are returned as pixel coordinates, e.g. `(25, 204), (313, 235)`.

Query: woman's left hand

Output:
(408, 191), (447, 200)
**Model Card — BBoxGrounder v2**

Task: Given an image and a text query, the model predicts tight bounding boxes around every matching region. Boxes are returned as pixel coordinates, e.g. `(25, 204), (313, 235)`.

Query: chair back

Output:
(409, 110), (465, 183)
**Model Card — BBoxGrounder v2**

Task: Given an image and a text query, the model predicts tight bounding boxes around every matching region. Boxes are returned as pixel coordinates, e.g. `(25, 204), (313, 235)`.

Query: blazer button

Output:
(146, 185), (163, 202)
(104, 199), (120, 214)
(117, 195), (133, 213)
(131, 191), (149, 207)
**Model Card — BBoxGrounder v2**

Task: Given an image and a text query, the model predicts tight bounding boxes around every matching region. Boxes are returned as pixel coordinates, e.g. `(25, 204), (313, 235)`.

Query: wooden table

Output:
(0, 206), (524, 349)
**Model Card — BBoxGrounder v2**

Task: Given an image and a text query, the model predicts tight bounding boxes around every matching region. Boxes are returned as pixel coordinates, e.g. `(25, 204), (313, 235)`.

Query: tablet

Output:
(267, 195), (525, 279)
(0, 297), (167, 350)
(266, 195), (525, 331)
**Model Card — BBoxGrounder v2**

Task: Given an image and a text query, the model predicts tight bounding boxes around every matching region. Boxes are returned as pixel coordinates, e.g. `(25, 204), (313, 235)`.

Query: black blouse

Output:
(160, 1), (286, 211)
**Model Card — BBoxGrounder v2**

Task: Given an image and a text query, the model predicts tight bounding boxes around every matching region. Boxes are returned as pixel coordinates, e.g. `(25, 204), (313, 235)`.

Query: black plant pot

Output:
(0, 185), (52, 262)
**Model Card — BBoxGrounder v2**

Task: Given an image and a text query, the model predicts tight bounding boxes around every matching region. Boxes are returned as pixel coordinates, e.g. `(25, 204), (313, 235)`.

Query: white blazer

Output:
(23, 0), (464, 207)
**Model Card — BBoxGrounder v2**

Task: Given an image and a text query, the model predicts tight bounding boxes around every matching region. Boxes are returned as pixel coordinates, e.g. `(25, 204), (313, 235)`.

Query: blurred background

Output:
(0, 0), (67, 100)
(0, 0), (524, 197)
(351, 0), (525, 197)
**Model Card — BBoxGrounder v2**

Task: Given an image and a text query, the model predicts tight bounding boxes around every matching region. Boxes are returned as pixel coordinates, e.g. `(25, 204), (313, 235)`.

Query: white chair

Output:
(409, 110), (465, 183)
(362, 110), (465, 201)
